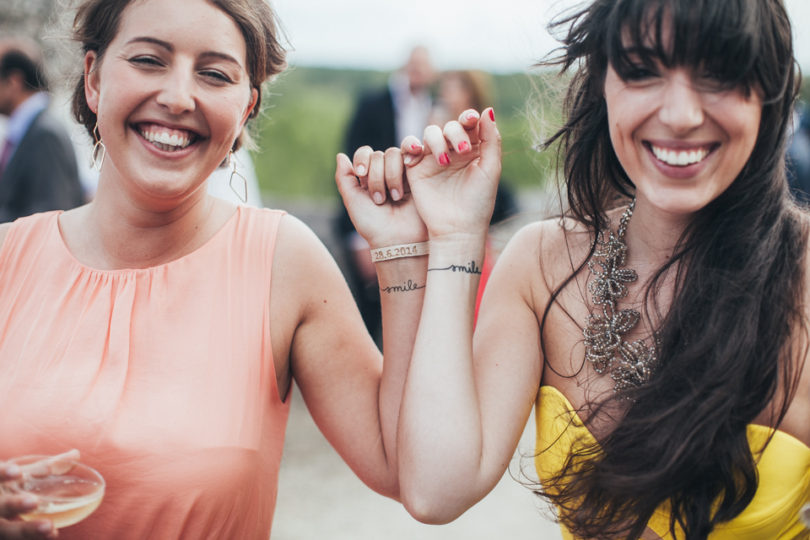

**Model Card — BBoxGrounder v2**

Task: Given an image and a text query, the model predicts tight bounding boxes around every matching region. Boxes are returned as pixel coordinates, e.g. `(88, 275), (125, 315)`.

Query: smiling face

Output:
(84, 0), (258, 204)
(601, 6), (764, 218)
(604, 62), (761, 217)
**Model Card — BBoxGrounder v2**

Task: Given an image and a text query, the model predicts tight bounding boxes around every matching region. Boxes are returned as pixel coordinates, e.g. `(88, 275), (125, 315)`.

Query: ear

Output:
(241, 87), (259, 126)
(84, 51), (101, 114)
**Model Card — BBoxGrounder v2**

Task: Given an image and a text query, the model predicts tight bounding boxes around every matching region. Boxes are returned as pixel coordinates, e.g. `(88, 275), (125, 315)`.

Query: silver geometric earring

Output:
(91, 123), (106, 171)
(228, 150), (248, 203)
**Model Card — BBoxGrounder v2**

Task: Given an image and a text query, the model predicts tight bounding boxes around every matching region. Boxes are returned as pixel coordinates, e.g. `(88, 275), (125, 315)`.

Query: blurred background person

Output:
(346, 45), (436, 157)
(336, 46), (437, 341)
(430, 70), (490, 123)
(431, 69), (519, 319)
(0, 37), (84, 222)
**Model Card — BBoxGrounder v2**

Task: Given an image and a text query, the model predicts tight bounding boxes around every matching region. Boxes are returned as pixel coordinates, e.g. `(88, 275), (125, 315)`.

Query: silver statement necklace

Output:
(583, 199), (658, 394)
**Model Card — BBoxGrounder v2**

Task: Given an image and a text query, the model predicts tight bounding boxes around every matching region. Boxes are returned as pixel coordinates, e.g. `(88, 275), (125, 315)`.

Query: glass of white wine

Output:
(9, 453), (105, 529)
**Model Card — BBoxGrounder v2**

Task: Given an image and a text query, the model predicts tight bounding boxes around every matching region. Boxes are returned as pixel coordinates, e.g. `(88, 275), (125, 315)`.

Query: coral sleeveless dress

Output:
(535, 386), (810, 539)
(0, 207), (291, 539)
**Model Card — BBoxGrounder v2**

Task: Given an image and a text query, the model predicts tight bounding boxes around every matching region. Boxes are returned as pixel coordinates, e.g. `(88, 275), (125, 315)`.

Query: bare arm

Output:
(269, 151), (427, 498)
(397, 110), (547, 522)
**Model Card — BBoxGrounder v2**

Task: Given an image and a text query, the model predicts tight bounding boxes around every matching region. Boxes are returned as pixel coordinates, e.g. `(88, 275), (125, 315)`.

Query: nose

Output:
(155, 67), (196, 115)
(657, 70), (704, 134)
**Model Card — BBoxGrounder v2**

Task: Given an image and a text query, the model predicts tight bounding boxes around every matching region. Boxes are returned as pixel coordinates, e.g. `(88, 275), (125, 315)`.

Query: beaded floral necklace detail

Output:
(583, 199), (658, 394)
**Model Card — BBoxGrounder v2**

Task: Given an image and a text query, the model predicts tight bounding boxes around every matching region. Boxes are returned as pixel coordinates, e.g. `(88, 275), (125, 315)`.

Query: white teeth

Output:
(651, 145), (709, 167)
(140, 128), (191, 150)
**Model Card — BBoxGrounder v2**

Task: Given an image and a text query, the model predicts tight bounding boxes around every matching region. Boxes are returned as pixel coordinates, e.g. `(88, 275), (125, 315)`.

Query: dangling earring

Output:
(91, 123), (106, 171)
(228, 150), (248, 204)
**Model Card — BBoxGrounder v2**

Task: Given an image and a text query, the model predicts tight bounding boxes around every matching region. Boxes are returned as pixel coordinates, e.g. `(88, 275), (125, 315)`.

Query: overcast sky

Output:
(272, 0), (810, 73)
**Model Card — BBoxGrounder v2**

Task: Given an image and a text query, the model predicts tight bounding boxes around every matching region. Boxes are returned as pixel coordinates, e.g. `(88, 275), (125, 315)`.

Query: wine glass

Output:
(6, 452), (105, 529)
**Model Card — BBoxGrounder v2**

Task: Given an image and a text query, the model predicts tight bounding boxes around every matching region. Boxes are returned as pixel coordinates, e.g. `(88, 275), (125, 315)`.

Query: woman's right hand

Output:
(0, 463), (56, 539)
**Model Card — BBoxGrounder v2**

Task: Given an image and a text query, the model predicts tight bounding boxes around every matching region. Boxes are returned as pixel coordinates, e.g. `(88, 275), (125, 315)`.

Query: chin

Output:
(641, 187), (716, 218)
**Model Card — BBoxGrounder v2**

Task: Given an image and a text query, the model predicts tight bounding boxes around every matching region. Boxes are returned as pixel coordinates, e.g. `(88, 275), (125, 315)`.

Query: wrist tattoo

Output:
(427, 260), (482, 275)
(371, 242), (429, 263)
(380, 279), (426, 294)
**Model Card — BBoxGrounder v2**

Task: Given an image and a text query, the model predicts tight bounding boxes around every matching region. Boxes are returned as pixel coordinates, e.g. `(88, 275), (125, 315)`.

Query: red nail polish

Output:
(439, 152), (450, 166)
(411, 144), (422, 152)
(458, 141), (470, 152)
(489, 109), (495, 121)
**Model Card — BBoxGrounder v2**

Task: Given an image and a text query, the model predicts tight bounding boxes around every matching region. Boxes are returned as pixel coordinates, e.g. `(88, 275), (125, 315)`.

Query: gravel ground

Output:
(272, 391), (563, 540)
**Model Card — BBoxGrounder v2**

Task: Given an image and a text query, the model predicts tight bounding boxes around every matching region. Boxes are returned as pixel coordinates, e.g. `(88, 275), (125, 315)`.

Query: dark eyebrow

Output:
(124, 36), (243, 67)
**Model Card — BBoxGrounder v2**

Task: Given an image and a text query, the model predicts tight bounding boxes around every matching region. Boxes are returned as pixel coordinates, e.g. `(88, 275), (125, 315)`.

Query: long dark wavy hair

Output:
(536, 0), (806, 538)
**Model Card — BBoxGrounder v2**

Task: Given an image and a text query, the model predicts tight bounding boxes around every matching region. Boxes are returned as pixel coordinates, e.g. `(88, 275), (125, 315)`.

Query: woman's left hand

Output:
(335, 148), (427, 249)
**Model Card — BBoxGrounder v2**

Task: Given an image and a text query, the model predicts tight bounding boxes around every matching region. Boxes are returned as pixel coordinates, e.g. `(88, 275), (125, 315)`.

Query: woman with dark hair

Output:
(0, 0), (427, 538)
(348, 0), (809, 537)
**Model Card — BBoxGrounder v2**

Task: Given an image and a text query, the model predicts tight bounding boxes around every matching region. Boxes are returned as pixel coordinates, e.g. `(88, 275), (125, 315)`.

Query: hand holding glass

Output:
(1, 451), (105, 528)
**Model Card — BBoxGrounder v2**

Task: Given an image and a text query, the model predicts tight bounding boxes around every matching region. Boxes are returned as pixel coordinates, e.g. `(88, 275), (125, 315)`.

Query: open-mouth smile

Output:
(646, 142), (717, 167)
(136, 123), (200, 152)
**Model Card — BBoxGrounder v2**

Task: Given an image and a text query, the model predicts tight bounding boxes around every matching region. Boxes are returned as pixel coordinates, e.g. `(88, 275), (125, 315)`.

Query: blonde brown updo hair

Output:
(70, 0), (287, 151)
(441, 70), (493, 115)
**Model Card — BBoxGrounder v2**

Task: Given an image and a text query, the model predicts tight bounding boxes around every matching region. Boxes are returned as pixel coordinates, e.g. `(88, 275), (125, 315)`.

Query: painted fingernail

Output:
(439, 153), (451, 166)
(390, 188), (401, 201)
(411, 144), (423, 152)
(458, 141), (470, 152)
(489, 108), (495, 121)
(356, 165), (366, 176)
(373, 192), (384, 204)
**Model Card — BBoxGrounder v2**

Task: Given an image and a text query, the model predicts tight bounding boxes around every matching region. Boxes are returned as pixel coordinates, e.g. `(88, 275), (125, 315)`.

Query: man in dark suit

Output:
(336, 47), (436, 341)
(344, 46), (436, 154)
(0, 39), (85, 223)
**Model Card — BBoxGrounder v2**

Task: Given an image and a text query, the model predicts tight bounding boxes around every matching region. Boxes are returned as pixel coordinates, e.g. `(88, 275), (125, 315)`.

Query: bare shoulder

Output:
(271, 213), (344, 305)
(0, 222), (11, 251)
(536, 215), (592, 256)
(499, 217), (592, 291)
(274, 212), (326, 257)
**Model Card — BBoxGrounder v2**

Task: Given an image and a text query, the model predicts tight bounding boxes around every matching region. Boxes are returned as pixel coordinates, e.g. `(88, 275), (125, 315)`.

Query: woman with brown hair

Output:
(0, 0), (427, 537)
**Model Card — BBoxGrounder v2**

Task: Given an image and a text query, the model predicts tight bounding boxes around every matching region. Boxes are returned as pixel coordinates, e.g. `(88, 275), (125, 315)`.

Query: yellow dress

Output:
(535, 386), (810, 539)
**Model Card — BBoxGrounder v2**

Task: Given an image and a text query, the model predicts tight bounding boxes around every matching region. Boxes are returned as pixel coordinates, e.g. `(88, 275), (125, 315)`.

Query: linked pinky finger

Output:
(458, 109), (481, 145)
(400, 135), (426, 167)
